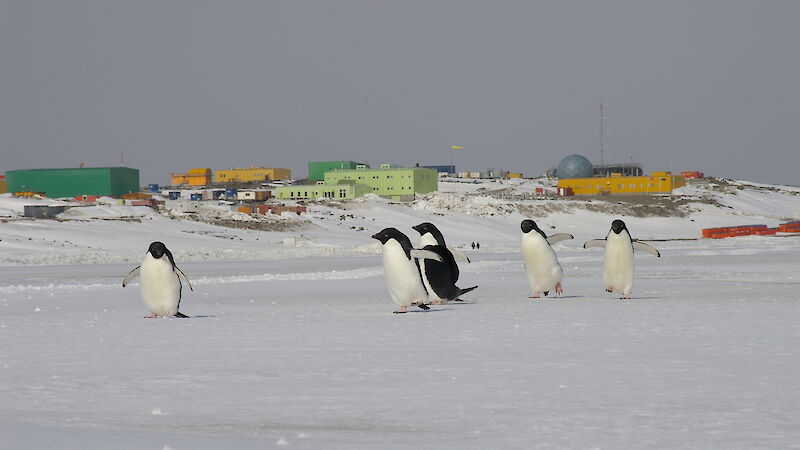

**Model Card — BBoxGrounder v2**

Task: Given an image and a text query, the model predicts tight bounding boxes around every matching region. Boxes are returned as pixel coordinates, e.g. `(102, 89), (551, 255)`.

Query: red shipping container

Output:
(778, 222), (800, 233)
(753, 228), (778, 236)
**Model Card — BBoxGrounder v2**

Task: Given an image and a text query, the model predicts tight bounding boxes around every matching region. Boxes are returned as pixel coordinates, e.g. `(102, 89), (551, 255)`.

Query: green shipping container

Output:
(6, 167), (140, 198)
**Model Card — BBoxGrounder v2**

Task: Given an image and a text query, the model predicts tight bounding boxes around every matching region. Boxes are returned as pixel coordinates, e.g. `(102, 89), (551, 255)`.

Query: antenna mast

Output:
(596, 102), (608, 175)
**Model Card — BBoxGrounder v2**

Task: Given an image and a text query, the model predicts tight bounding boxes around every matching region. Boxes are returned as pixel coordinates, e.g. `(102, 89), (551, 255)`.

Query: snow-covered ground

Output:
(1, 179), (799, 449)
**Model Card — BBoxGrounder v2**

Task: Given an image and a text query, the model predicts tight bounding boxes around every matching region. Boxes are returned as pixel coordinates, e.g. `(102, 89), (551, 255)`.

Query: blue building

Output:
(420, 165), (456, 176)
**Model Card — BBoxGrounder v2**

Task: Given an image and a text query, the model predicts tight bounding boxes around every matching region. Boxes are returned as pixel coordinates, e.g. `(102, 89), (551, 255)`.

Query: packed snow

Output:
(1, 178), (799, 449)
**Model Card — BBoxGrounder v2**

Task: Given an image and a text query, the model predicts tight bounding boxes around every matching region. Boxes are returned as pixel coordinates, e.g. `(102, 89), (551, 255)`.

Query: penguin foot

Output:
(605, 288), (613, 293)
(144, 313), (159, 318)
(393, 306), (409, 314)
(529, 293), (541, 299)
(417, 303), (431, 310)
(543, 291), (550, 296)
(619, 294), (631, 300)
(555, 283), (563, 295)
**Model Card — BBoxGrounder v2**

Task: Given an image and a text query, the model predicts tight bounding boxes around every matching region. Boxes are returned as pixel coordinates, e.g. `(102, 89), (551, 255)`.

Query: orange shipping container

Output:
(702, 224), (767, 239)
(778, 222), (800, 233)
(753, 228), (778, 236)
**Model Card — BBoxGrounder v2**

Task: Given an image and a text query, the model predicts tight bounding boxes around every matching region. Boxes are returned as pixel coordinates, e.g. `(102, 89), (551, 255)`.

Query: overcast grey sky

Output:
(2, 1), (799, 185)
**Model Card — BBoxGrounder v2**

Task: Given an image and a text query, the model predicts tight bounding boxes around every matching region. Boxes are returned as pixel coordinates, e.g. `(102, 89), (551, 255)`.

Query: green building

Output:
(6, 167), (140, 198)
(275, 164), (438, 201)
(274, 180), (372, 200)
(308, 161), (369, 181)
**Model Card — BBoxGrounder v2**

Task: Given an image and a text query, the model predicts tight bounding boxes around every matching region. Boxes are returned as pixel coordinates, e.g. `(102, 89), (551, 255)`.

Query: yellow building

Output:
(171, 168), (212, 186)
(0, 175), (7, 193)
(557, 171), (686, 195)
(215, 167), (292, 183)
(507, 172), (523, 179)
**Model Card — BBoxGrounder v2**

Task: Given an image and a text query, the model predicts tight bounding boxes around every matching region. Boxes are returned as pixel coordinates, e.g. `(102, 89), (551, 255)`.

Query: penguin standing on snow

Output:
(584, 219), (660, 299)
(372, 228), (443, 314)
(520, 219), (573, 298)
(122, 241), (193, 318)
(412, 222), (477, 303)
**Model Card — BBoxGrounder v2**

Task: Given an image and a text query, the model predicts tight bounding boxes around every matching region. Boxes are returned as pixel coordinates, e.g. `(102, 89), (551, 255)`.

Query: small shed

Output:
(24, 205), (68, 218)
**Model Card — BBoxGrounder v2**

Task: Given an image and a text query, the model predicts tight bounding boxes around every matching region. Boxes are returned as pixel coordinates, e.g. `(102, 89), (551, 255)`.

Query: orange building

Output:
(171, 168), (212, 186)
(557, 171), (686, 195)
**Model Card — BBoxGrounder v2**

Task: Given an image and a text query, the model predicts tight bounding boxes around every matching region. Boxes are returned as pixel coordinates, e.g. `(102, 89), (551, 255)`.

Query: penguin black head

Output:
(371, 228), (408, 245)
(148, 241), (169, 259)
(147, 241), (177, 269)
(611, 219), (627, 235)
(372, 228), (413, 257)
(521, 219), (538, 233)
(412, 222), (446, 245)
(521, 219), (547, 239)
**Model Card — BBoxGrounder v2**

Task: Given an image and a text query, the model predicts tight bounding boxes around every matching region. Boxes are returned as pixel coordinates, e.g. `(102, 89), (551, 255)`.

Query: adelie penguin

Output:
(520, 219), (573, 298)
(122, 241), (193, 318)
(412, 222), (477, 304)
(371, 227), (444, 314)
(584, 219), (660, 299)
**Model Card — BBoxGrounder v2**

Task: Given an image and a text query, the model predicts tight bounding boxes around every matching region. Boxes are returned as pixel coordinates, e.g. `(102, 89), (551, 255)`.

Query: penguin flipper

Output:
(546, 233), (574, 245)
(583, 239), (607, 250)
(633, 241), (661, 257)
(174, 267), (194, 291)
(410, 249), (444, 263)
(122, 266), (140, 287)
(449, 248), (471, 263)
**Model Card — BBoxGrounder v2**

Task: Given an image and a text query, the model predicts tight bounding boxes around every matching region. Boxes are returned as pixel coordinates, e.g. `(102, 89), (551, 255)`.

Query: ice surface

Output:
(1, 181), (799, 448)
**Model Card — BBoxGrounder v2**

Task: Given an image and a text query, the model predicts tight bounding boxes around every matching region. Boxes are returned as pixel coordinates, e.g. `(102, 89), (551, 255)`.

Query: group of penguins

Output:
(122, 219), (660, 317)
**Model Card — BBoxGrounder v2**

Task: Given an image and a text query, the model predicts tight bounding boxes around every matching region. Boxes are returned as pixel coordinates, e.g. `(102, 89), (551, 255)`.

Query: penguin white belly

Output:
(419, 260), (444, 304)
(139, 254), (181, 316)
(381, 241), (427, 307)
(521, 234), (563, 292)
(419, 233), (438, 248)
(603, 234), (635, 295)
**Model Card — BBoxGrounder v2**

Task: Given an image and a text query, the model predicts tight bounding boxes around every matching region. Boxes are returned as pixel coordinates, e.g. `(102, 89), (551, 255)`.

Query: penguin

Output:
(416, 244), (478, 304)
(412, 222), (471, 267)
(584, 219), (660, 299)
(371, 227), (443, 314)
(412, 222), (476, 303)
(520, 219), (573, 298)
(122, 241), (193, 318)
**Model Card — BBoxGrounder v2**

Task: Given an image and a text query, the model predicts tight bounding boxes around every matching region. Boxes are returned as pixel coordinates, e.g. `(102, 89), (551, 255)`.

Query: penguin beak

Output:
(371, 233), (380, 240)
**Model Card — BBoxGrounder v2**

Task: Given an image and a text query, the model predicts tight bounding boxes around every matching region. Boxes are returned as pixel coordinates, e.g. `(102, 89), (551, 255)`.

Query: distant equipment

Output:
(557, 154), (594, 179)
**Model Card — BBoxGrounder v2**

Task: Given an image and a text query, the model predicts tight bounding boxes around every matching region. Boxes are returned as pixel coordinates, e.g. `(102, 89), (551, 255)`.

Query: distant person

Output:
(471, 242), (476, 250)
(476, 242), (480, 249)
